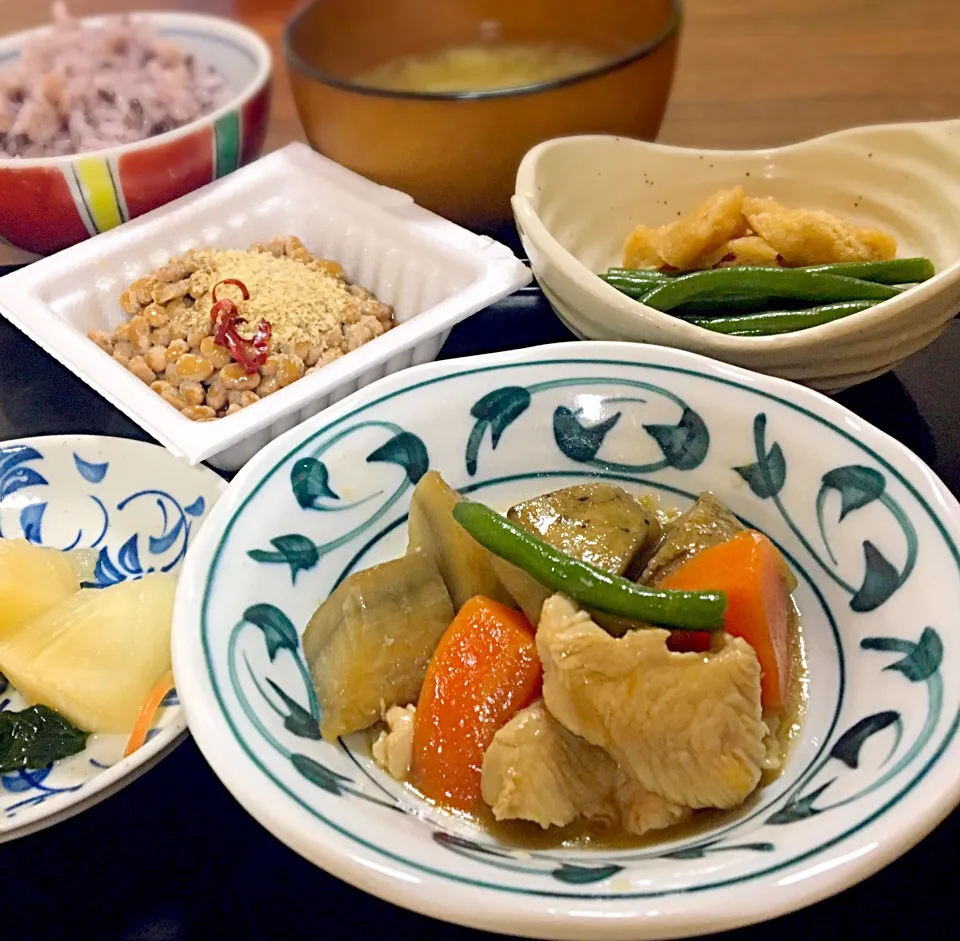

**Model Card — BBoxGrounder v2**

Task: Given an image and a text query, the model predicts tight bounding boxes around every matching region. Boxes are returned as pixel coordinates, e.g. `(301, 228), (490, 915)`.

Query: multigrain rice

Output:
(0, 2), (229, 159)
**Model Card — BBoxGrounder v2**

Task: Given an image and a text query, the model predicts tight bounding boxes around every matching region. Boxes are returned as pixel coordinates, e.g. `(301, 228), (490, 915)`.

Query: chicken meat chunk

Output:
(537, 594), (766, 810)
(481, 699), (689, 834)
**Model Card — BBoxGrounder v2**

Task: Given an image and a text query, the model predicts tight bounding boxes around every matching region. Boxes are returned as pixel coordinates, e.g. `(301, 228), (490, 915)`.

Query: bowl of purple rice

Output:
(0, 3), (272, 263)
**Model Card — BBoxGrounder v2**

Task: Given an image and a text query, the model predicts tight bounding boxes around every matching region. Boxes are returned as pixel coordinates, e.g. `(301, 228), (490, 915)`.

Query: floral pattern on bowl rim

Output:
(173, 342), (960, 940)
(0, 435), (225, 841)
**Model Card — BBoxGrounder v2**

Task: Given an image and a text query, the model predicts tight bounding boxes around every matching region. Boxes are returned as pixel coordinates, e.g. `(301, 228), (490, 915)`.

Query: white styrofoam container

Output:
(0, 143), (531, 470)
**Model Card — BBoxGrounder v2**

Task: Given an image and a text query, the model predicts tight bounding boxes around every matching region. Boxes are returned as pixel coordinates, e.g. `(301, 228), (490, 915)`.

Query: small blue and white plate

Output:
(0, 435), (225, 841)
(173, 342), (960, 940)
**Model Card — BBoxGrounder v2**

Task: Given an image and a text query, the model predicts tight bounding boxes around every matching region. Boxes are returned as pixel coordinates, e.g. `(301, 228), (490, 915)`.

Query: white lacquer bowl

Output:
(512, 123), (960, 391)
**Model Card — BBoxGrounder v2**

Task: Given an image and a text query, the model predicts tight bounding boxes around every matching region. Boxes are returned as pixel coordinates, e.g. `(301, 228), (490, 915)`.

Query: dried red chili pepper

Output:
(209, 279), (271, 374)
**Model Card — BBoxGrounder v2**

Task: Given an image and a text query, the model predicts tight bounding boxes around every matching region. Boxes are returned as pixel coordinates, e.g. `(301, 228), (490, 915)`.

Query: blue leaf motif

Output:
(0, 467), (47, 501)
(19, 503), (46, 544)
(850, 541), (900, 612)
(862, 628), (943, 682)
(184, 497), (206, 517)
(829, 711), (901, 769)
(149, 515), (185, 556)
(0, 446), (44, 481)
(644, 407), (710, 470)
(291, 458), (339, 509)
(72, 454), (108, 484)
(820, 465), (885, 522)
(243, 604), (300, 661)
(553, 406), (622, 462)
(117, 535), (143, 576)
(367, 431), (429, 485)
(93, 547), (125, 587)
(1, 766), (52, 793)
(266, 678), (321, 738)
(465, 386), (532, 476)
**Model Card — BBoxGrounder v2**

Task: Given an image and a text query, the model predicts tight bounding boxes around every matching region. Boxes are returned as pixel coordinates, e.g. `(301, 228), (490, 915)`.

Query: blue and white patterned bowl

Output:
(0, 435), (225, 841)
(172, 342), (960, 940)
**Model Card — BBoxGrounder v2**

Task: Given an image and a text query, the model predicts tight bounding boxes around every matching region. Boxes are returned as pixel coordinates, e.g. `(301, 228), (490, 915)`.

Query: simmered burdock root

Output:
(406, 471), (513, 610)
(303, 551), (454, 741)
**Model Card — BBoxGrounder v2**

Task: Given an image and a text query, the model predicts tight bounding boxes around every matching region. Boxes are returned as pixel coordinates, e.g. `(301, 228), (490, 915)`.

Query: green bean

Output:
(796, 258), (935, 284)
(451, 501), (727, 631)
(639, 268), (900, 312)
(609, 258), (934, 284)
(687, 300), (879, 336)
(604, 267), (671, 282)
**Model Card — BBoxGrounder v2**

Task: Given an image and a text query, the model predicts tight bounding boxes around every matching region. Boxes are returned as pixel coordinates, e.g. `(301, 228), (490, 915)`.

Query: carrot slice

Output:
(656, 531), (792, 708)
(411, 596), (542, 812)
(123, 671), (175, 758)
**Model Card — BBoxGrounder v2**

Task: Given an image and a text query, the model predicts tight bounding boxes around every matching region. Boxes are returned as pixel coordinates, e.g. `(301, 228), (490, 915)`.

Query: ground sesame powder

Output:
(180, 249), (362, 347)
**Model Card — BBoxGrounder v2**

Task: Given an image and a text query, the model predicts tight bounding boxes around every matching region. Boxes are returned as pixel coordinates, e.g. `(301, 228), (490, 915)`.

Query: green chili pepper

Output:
(451, 501), (727, 631)
(687, 299), (879, 336)
(638, 268), (900, 312)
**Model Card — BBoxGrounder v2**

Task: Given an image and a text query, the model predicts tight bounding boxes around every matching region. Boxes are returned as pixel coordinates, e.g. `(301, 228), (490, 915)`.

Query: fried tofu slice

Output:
(743, 196), (897, 266)
(622, 224), (662, 269)
(697, 235), (782, 269)
(656, 186), (749, 269)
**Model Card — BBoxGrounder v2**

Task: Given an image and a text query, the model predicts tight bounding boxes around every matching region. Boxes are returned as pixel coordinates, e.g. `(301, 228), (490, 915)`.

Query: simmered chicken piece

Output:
(537, 594), (766, 809)
(482, 699), (690, 835)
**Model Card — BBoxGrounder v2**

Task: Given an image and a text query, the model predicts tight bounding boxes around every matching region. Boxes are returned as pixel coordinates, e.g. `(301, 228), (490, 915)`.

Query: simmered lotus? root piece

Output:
(742, 196), (897, 266)
(698, 235), (781, 269)
(88, 235), (397, 421)
(656, 186), (749, 270)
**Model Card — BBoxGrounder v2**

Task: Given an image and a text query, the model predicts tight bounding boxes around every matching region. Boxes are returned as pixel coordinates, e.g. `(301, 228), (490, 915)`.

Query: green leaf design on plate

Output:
(659, 841), (774, 860)
(733, 412), (784, 498)
(850, 540), (900, 612)
(465, 386), (532, 476)
(266, 678), (321, 739)
(553, 406), (622, 462)
(243, 604), (300, 662)
(829, 711), (901, 769)
(821, 465), (885, 521)
(248, 534), (320, 584)
(862, 627), (943, 682)
(433, 832), (513, 858)
(291, 753), (353, 796)
(766, 780), (834, 824)
(291, 457), (338, 509)
(551, 863), (624, 884)
(367, 431), (429, 485)
(644, 406), (709, 471)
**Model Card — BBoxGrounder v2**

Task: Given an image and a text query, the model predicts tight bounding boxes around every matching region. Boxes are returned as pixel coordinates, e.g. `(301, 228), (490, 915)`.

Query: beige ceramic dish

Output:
(512, 123), (960, 391)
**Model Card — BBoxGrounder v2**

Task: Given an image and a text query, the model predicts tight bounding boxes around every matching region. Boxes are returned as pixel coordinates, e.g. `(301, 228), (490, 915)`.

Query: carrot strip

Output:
(411, 596), (542, 812)
(656, 530), (793, 708)
(123, 671), (175, 758)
